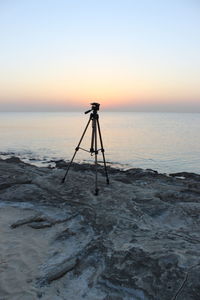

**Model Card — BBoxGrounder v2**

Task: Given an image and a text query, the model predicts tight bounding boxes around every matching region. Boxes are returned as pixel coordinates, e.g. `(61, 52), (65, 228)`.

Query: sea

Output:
(0, 112), (199, 174)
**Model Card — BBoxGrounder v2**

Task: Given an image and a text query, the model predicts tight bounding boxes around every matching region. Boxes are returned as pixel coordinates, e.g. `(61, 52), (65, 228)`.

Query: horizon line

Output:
(0, 110), (200, 113)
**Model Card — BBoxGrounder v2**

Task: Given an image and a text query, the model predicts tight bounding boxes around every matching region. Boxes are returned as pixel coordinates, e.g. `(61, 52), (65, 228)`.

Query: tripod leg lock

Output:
(101, 148), (105, 153)
(75, 147), (79, 151)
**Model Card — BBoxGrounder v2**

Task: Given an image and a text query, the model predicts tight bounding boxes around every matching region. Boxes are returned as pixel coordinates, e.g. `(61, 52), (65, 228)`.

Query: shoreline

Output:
(1, 152), (200, 176)
(0, 157), (200, 299)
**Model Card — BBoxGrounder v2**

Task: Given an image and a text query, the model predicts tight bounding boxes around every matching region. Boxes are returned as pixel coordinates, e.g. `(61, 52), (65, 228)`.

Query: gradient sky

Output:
(0, 0), (200, 111)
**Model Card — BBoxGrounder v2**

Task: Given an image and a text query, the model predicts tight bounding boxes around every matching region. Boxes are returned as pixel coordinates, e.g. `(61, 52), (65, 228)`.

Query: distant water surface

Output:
(0, 112), (199, 174)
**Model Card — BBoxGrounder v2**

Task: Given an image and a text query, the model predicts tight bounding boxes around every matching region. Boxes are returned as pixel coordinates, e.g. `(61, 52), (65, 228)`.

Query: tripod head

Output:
(85, 102), (100, 114)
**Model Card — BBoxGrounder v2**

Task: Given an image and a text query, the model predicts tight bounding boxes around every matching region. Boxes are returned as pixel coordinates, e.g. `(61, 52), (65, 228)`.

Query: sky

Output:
(0, 0), (200, 112)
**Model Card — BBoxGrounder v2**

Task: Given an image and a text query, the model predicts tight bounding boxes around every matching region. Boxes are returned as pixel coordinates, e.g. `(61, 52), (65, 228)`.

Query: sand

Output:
(0, 206), (48, 299)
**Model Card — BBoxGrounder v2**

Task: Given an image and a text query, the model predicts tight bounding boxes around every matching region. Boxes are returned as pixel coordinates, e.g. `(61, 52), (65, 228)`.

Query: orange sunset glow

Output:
(0, 1), (200, 111)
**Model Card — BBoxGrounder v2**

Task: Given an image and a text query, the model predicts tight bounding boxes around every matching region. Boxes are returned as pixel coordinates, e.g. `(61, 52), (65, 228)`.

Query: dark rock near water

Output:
(170, 172), (200, 181)
(5, 156), (22, 164)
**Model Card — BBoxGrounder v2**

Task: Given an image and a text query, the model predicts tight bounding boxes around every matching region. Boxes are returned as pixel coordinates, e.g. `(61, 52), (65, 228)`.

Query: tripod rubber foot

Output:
(106, 179), (110, 184)
(94, 188), (99, 196)
(61, 177), (65, 184)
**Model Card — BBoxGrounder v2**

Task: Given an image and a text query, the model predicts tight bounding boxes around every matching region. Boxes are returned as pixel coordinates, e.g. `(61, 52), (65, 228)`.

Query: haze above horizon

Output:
(0, 0), (200, 112)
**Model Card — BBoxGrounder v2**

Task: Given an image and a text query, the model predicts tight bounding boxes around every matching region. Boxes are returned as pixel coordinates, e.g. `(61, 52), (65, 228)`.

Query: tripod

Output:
(62, 103), (109, 195)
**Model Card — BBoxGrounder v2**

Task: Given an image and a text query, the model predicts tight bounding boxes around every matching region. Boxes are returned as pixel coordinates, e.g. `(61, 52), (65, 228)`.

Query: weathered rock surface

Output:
(0, 157), (200, 300)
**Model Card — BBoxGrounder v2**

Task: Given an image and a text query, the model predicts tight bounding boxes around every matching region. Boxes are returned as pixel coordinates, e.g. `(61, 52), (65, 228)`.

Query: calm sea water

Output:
(0, 112), (199, 174)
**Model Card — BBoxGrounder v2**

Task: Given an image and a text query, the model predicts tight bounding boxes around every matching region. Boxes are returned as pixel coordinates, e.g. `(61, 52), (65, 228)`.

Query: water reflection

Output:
(0, 112), (199, 173)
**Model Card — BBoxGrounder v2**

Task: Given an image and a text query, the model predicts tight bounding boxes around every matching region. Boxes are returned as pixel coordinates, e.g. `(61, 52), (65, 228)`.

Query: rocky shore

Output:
(0, 157), (200, 300)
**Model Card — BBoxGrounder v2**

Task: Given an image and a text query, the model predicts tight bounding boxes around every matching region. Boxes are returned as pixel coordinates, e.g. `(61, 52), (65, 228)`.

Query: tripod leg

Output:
(61, 150), (77, 183)
(94, 118), (99, 195)
(90, 118), (95, 153)
(61, 117), (91, 183)
(97, 118), (109, 184)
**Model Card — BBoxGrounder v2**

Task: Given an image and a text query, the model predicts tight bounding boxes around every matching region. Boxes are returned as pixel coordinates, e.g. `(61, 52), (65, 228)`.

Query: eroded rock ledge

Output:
(0, 157), (200, 300)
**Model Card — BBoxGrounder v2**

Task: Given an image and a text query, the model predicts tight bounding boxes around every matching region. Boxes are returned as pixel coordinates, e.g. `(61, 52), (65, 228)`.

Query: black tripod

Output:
(62, 103), (109, 195)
